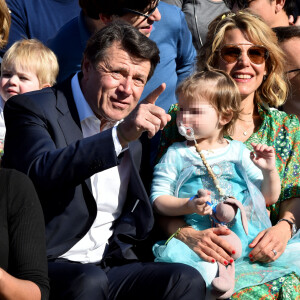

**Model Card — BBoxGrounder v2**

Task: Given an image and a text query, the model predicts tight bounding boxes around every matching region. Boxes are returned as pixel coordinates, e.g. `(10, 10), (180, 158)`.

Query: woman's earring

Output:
(263, 74), (268, 81)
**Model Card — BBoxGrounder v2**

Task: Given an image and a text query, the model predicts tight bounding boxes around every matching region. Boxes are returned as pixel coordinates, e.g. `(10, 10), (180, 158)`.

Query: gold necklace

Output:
(238, 116), (253, 123)
(240, 124), (253, 136)
(236, 115), (259, 136)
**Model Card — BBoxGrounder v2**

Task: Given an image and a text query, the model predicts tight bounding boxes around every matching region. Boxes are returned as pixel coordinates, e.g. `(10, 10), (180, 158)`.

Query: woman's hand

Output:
(248, 221), (291, 262)
(177, 226), (235, 265)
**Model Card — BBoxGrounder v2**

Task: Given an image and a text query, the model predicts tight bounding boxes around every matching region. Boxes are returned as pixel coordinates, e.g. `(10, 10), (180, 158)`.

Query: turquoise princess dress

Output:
(150, 140), (300, 294)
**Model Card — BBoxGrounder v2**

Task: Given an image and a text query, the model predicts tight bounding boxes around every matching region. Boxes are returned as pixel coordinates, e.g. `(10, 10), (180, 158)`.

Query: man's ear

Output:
(82, 57), (92, 79)
(219, 111), (233, 126)
(99, 13), (113, 25)
(275, 0), (285, 13)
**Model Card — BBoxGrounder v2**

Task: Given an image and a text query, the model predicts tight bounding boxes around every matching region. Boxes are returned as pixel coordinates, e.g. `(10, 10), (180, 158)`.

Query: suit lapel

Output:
(55, 79), (83, 145)
(127, 140), (148, 202)
(55, 78), (93, 192)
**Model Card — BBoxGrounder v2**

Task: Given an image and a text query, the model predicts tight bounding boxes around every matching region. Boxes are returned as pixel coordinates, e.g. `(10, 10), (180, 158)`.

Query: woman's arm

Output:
(157, 215), (235, 265)
(4, 170), (49, 300)
(0, 268), (41, 300)
(248, 197), (299, 262)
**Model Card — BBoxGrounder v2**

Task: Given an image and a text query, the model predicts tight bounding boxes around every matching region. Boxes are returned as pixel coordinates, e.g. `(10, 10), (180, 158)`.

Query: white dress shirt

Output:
(60, 73), (131, 263)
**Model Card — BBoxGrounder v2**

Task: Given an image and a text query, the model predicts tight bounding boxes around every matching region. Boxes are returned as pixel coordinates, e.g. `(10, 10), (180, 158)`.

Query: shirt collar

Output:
(71, 72), (95, 123)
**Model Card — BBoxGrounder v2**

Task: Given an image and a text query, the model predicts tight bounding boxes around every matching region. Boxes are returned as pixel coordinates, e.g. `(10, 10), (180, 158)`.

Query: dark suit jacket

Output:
(2, 78), (154, 266)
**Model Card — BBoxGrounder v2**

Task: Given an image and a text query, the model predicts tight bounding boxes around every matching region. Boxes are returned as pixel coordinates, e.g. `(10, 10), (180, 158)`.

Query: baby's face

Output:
(0, 65), (41, 101)
(177, 95), (220, 140)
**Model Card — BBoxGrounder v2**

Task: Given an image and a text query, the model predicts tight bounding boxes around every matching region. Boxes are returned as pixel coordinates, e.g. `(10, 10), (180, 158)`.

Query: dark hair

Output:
(83, 20), (160, 81)
(282, 0), (296, 17)
(273, 25), (300, 42)
(79, 0), (157, 20)
(224, 0), (295, 17)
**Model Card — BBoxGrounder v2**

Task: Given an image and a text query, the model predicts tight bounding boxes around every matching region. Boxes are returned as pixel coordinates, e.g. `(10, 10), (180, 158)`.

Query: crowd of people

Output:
(0, 0), (300, 299)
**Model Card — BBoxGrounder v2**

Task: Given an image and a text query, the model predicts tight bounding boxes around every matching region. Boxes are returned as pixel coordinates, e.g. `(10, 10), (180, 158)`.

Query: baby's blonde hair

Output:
(1, 39), (59, 86)
(176, 68), (241, 136)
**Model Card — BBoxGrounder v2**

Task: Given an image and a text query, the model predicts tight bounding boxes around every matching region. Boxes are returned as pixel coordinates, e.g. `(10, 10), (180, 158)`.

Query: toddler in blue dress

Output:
(150, 69), (300, 298)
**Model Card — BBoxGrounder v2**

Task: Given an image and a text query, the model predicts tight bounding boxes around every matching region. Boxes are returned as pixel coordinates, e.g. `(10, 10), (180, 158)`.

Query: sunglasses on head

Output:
(120, 0), (160, 19)
(219, 44), (269, 65)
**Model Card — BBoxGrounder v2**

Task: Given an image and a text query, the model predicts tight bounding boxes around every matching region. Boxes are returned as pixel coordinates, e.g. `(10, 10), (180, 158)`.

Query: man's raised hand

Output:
(117, 83), (171, 146)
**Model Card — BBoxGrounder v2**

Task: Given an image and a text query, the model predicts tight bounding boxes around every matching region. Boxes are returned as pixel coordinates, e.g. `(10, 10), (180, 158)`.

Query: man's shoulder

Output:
(155, 1), (184, 28)
(46, 16), (84, 62)
(47, 16), (81, 47)
(8, 87), (55, 106)
(159, 1), (182, 15)
(6, 80), (72, 112)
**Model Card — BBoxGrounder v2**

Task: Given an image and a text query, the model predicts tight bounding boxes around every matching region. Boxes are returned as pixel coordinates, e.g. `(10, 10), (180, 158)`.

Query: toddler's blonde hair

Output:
(1, 39), (59, 86)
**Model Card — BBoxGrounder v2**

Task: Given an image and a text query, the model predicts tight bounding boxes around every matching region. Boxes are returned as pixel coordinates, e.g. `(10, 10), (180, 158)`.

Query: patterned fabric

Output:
(231, 272), (300, 299)
(156, 102), (300, 298)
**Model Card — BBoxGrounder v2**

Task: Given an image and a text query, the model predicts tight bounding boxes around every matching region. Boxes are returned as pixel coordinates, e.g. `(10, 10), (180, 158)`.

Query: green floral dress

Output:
(157, 102), (300, 299)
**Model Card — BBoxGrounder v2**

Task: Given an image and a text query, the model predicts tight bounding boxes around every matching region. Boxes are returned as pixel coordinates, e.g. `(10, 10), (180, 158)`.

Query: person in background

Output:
(162, 0), (229, 50)
(0, 0), (80, 57)
(273, 26), (300, 118)
(156, 11), (300, 298)
(2, 21), (206, 300)
(224, 0), (298, 26)
(0, 1), (49, 299)
(47, 0), (196, 113)
(0, 38), (58, 153)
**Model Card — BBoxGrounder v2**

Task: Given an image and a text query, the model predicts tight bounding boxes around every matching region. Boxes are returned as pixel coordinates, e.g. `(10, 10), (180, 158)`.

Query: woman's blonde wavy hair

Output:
(197, 10), (288, 107)
(0, 0), (10, 49)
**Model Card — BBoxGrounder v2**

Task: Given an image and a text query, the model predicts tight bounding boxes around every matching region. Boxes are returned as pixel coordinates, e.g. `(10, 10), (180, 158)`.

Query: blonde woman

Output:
(157, 11), (300, 298)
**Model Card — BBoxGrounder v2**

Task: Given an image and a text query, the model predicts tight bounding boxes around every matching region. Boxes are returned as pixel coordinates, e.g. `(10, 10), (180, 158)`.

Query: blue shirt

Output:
(1, 0), (80, 56)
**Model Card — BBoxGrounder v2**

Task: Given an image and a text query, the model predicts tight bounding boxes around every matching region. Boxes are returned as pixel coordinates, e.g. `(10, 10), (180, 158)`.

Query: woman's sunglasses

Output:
(219, 44), (269, 65)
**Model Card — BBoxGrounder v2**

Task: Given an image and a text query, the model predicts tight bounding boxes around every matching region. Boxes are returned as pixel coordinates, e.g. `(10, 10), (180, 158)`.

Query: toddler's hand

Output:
(250, 143), (276, 172)
(190, 189), (212, 215)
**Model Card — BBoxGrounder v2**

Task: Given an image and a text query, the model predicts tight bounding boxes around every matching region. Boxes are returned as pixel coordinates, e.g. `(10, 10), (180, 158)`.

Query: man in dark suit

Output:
(2, 21), (206, 300)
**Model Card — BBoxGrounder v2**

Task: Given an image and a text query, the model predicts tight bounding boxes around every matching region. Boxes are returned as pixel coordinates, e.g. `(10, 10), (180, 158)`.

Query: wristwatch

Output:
(277, 218), (297, 237)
